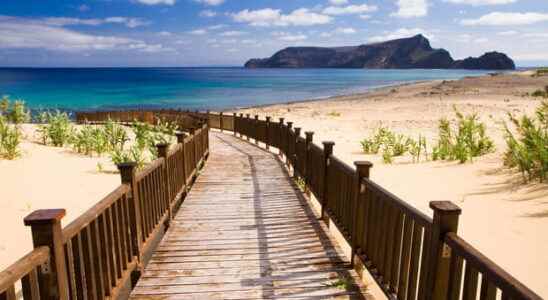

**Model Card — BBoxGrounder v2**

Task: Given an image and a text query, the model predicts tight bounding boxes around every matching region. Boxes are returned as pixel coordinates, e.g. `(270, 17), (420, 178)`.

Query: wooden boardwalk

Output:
(130, 132), (367, 299)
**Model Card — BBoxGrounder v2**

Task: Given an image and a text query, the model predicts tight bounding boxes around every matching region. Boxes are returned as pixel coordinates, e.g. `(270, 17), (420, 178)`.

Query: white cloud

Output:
(232, 8), (332, 27)
(336, 27), (357, 34)
(220, 31), (247, 36)
(0, 16), (170, 53)
(444, 0), (516, 5)
(279, 34), (308, 42)
(42, 16), (149, 28)
(391, 0), (428, 18)
(359, 15), (372, 20)
(474, 37), (489, 43)
(328, 0), (349, 5)
(158, 31), (172, 36)
(199, 10), (217, 17)
(323, 4), (378, 15)
(368, 28), (431, 42)
(189, 29), (207, 35)
(135, 0), (176, 5)
(497, 30), (518, 36)
(208, 24), (226, 30)
(194, 0), (224, 6)
(461, 12), (548, 26)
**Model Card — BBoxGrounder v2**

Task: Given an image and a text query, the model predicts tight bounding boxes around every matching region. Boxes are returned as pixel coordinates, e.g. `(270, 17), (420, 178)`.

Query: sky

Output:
(0, 0), (547, 67)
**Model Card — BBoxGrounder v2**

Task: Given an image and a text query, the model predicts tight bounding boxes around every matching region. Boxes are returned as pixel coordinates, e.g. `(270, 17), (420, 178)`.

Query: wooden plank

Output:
(130, 132), (367, 299)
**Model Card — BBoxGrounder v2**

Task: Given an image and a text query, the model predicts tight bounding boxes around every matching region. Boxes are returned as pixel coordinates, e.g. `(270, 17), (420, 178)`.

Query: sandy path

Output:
(237, 73), (548, 296)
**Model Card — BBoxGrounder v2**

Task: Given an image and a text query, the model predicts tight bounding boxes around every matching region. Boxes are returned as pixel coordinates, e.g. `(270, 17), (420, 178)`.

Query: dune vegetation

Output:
(0, 96), (29, 159)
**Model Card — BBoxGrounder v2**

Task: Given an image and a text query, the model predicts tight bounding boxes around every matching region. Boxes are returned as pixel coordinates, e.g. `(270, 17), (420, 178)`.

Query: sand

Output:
(1, 72), (547, 296)
(0, 125), (121, 271)
(236, 72), (548, 297)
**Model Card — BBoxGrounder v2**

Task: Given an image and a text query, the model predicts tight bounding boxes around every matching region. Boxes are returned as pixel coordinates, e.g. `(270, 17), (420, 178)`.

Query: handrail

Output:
(444, 232), (542, 299)
(205, 111), (542, 300)
(0, 247), (49, 292)
(362, 177), (433, 225)
(4, 120), (210, 299)
(62, 184), (131, 242)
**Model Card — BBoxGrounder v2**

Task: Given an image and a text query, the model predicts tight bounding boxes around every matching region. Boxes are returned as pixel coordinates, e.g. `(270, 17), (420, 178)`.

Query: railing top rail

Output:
(329, 155), (355, 177)
(0, 246), (49, 292)
(444, 232), (542, 300)
(62, 184), (130, 242)
(362, 177), (433, 225)
(135, 158), (165, 182)
(167, 143), (183, 157)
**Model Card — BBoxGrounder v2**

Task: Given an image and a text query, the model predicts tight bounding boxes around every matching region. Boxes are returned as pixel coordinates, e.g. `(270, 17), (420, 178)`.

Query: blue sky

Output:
(0, 0), (547, 67)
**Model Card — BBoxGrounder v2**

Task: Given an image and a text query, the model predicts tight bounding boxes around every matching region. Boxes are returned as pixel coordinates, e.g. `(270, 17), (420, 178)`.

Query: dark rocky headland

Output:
(244, 34), (515, 70)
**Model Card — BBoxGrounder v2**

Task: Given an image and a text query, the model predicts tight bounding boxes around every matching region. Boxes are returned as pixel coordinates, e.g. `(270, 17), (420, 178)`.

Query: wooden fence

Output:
(0, 123), (209, 300)
(202, 111), (542, 300)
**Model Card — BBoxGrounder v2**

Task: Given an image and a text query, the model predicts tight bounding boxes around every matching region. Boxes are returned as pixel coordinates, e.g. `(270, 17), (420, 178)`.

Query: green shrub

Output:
(110, 145), (146, 169)
(0, 96), (10, 116)
(432, 107), (494, 163)
(361, 127), (411, 164)
(39, 111), (74, 147)
(103, 119), (128, 151)
(408, 135), (428, 163)
(0, 116), (22, 159)
(72, 125), (109, 156)
(503, 101), (548, 182)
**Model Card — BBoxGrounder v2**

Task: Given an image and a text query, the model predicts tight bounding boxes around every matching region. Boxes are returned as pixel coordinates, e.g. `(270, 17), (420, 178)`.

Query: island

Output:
(244, 34), (515, 70)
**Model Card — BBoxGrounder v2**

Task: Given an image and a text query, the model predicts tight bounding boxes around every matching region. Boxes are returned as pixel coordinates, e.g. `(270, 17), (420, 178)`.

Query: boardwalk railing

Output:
(202, 111), (542, 300)
(0, 123), (209, 299)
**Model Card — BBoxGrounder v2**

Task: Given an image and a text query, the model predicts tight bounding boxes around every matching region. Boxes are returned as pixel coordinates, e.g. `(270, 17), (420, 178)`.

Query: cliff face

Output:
(244, 35), (515, 70)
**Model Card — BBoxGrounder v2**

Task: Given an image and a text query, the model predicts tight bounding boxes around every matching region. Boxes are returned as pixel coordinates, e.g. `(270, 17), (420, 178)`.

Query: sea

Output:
(0, 67), (491, 112)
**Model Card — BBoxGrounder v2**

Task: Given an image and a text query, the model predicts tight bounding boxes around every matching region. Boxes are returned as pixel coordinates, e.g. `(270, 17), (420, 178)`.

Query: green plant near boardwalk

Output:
(0, 115), (22, 159)
(361, 126), (413, 164)
(503, 101), (548, 182)
(38, 111), (74, 147)
(72, 124), (108, 156)
(432, 107), (494, 163)
(103, 119), (128, 151)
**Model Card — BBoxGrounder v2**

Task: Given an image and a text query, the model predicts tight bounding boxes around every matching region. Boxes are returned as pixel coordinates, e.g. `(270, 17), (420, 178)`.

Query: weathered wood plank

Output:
(130, 132), (366, 299)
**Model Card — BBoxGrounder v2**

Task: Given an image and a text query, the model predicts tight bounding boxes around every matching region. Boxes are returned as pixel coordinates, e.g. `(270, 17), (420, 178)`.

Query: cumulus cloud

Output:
(368, 28), (431, 42)
(322, 4), (378, 15)
(328, 0), (349, 5)
(0, 16), (170, 53)
(461, 12), (548, 26)
(220, 31), (247, 36)
(232, 8), (332, 27)
(135, 0), (176, 5)
(444, 0), (516, 5)
(336, 27), (357, 34)
(391, 0), (428, 18)
(41, 16), (149, 28)
(497, 30), (518, 36)
(194, 0), (224, 6)
(188, 29), (208, 35)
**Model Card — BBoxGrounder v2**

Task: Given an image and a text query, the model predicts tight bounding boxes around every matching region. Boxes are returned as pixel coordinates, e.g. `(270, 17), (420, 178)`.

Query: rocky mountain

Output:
(244, 35), (515, 70)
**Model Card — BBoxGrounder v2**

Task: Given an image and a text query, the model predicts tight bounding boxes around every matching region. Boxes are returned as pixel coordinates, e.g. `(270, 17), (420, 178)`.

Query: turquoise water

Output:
(0, 68), (490, 111)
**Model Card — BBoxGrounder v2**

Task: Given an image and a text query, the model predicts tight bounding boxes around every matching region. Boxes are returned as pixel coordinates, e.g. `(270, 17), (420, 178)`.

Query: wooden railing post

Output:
(293, 127), (302, 178)
(233, 113), (237, 136)
(156, 143), (172, 226)
(176, 132), (187, 185)
(265, 117), (271, 150)
(245, 114), (251, 141)
(304, 131), (314, 196)
(219, 112), (224, 132)
(254, 115), (260, 145)
(352, 161), (373, 266)
(238, 113), (245, 139)
(117, 162), (143, 260)
(278, 118), (285, 156)
(321, 141), (334, 219)
(427, 201), (462, 300)
(24, 209), (68, 300)
(286, 122), (293, 166)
